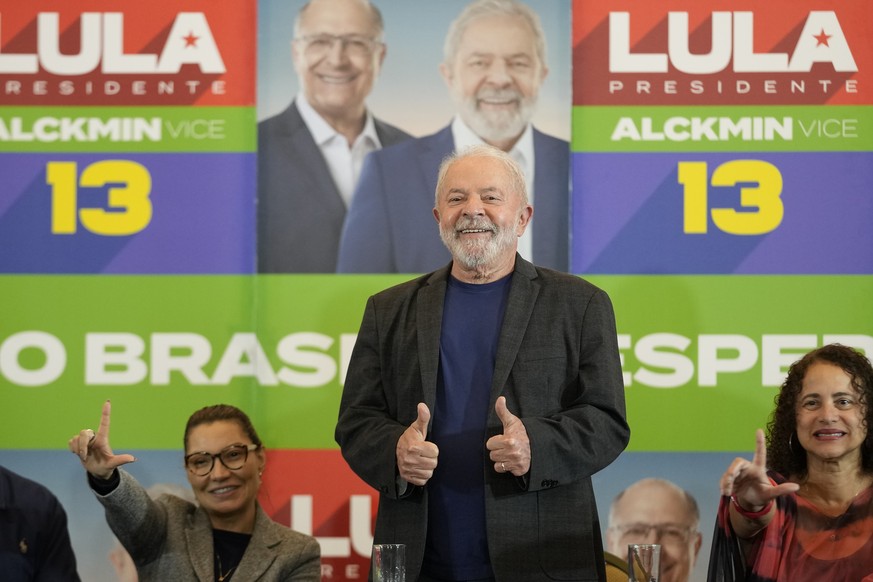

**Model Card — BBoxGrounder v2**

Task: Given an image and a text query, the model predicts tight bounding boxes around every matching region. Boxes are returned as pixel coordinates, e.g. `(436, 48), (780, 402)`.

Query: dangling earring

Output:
(789, 433), (795, 453)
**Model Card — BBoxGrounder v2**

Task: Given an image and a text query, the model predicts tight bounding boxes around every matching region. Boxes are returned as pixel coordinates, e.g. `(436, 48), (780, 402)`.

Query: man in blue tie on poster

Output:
(337, 0), (569, 274)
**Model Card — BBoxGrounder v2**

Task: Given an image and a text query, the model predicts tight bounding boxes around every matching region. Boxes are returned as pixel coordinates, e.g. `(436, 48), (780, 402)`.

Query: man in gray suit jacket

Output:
(337, 0), (570, 274)
(336, 146), (629, 581)
(257, 0), (411, 273)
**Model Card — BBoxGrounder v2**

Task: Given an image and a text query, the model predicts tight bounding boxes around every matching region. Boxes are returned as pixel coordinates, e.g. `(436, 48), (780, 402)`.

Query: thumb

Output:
(413, 402), (430, 439)
(495, 396), (517, 430)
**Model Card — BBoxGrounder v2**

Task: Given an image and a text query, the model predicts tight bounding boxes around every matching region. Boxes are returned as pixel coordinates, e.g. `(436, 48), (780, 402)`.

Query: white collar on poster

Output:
(296, 93), (382, 208)
(450, 116), (535, 262)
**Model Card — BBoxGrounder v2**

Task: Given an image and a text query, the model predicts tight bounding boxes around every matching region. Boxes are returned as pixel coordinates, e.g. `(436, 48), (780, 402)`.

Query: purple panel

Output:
(0, 154), (255, 274)
(571, 152), (873, 274)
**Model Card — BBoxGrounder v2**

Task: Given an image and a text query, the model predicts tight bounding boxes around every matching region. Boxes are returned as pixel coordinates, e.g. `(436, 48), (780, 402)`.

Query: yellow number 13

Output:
(679, 160), (783, 235)
(47, 160), (153, 236)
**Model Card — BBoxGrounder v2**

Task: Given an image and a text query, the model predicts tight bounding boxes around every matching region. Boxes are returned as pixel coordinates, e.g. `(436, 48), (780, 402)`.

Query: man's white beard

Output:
(457, 88), (537, 144)
(440, 215), (518, 269)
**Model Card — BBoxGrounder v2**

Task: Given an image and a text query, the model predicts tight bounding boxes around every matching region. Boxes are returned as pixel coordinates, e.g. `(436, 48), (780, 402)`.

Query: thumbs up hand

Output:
(396, 403), (439, 486)
(486, 396), (530, 476)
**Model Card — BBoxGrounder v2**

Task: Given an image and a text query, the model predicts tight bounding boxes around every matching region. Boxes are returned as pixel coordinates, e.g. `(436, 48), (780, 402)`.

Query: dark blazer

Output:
(0, 465), (80, 581)
(257, 101), (411, 273)
(336, 125), (570, 273)
(335, 256), (630, 582)
(95, 470), (321, 581)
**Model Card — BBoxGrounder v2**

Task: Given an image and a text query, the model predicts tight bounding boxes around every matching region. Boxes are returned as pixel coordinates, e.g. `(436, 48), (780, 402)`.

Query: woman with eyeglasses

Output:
(69, 401), (321, 581)
(708, 344), (873, 582)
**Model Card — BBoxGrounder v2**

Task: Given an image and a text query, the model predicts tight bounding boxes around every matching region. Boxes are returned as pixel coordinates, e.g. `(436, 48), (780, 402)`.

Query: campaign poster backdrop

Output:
(571, 0), (873, 275)
(0, 1), (871, 581)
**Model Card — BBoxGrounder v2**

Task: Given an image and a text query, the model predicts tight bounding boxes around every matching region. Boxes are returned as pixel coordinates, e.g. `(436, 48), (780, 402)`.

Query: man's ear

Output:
(375, 44), (387, 70)
(692, 531), (703, 564)
(290, 40), (304, 74)
(439, 62), (454, 90)
(515, 205), (533, 236)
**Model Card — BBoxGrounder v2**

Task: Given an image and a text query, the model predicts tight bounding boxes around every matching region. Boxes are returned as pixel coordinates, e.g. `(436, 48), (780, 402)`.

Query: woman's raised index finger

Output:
(98, 399), (112, 439)
(752, 428), (767, 467)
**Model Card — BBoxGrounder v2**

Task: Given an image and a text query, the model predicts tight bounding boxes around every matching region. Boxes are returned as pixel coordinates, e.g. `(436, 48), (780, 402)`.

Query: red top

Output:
(709, 472), (873, 582)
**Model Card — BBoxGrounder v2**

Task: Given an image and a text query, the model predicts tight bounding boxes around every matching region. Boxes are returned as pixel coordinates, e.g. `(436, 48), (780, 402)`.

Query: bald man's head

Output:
(606, 479), (702, 582)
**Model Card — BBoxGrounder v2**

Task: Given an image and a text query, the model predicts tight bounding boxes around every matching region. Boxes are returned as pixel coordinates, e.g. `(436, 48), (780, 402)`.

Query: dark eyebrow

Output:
(800, 391), (856, 399)
(186, 442), (248, 456)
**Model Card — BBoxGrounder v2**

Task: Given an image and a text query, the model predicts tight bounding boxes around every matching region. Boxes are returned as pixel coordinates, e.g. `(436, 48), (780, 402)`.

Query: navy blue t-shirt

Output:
(422, 274), (511, 580)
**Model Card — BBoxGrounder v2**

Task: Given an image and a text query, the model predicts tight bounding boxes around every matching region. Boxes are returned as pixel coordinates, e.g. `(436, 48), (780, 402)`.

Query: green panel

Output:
(0, 106), (256, 152)
(1, 275), (256, 449)
(1, 275), (871, 453)
(250, 274), (416, 450)
(587, 275), (873, 451)
(572, 105), (873, 153)
(0, 274), (412, 450)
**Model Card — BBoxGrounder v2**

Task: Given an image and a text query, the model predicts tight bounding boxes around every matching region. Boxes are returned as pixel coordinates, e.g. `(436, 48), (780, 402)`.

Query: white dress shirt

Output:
(296, 93), (382, 208)
(450, 116), (535, 262)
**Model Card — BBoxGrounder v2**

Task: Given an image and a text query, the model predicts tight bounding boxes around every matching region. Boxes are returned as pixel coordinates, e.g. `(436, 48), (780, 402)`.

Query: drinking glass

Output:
(371, 543), (406, 582)
(627, 543), (660, 582)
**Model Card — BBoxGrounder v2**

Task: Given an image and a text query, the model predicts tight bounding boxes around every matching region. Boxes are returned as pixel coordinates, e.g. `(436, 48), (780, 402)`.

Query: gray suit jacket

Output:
(257, 101), (411, 273)
(94, 470), (320, 581)
(335, 256), (630, 581)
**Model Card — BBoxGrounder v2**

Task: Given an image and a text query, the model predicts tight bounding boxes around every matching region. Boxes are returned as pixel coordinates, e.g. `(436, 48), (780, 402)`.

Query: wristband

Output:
(731, 495), (773, 519)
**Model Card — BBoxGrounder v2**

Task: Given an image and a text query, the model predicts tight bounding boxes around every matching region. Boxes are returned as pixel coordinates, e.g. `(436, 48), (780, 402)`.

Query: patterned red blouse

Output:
(708, 471), (873, 582)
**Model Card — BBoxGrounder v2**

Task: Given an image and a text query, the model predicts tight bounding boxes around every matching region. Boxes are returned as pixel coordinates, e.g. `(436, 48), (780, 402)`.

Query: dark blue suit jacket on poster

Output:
(336, 124), (570, 273)
(257, 101), (411, 273)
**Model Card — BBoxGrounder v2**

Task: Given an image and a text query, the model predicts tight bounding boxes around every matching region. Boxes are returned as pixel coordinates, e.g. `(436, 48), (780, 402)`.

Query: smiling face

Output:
(292, 0), (384, 127)
(433, 152), (531, 280)
(606, 480), (701, 582)
(185, 420), (264, 532)
(796, 361), (868, 467)
(440, 13), (546, 149)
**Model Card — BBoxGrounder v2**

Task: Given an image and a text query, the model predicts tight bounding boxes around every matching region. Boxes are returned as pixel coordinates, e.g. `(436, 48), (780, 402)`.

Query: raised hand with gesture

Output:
(68, 400), (136, 480)
(720, 429), (799, 535)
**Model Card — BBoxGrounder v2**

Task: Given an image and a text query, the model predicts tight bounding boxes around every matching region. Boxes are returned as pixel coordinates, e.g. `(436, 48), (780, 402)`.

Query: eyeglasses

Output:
(184, 444), (259, 476)
(296, 34), (382, 58)
(611, 523), (696, 545)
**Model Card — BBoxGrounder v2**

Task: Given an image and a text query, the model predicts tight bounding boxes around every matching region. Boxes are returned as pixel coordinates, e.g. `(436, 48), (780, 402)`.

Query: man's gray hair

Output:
(435, 144), (528, 207)
(294, 0), (385, 42)
(443, 0), (547, 67)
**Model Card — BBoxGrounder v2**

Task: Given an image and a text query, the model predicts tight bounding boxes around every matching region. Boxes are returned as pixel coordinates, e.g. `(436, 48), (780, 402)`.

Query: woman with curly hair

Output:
(708, 343), (873, 582)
